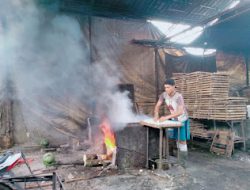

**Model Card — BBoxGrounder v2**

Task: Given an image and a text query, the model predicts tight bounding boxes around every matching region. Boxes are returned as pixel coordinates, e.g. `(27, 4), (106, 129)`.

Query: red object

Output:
(6, 158), (34, 172)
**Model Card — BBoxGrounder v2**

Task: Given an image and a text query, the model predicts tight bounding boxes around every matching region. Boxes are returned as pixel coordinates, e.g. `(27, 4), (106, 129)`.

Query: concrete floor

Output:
(6, 146), (250, 190)
(66, 148), (250, 190)
(182, 148), (250, 190)
(181, 150), (250, 189)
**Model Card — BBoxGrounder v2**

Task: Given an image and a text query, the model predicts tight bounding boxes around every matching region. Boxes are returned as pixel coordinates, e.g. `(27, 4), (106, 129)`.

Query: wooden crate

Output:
(210, 130), (235, 157)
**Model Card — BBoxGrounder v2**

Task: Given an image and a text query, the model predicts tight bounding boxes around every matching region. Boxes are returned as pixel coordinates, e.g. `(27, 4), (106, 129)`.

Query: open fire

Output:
(100, 117), (116, 159)
(83, 117), (117, 167)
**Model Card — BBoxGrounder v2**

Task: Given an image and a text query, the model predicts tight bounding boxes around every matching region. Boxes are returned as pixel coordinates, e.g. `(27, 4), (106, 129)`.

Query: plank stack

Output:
(173, 72), (247, 120)
(190, 119), (214, 139)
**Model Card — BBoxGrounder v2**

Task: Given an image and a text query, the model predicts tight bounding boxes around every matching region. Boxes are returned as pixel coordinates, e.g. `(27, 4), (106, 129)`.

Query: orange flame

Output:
(100, 117), (116, 155)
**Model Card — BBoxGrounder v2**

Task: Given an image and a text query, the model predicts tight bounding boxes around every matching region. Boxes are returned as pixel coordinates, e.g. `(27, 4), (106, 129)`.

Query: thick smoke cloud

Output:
(0, 0), (145, 141)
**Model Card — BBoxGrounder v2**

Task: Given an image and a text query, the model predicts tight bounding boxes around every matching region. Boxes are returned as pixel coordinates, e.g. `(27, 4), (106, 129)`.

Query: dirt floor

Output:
(3, 144), (250, 190)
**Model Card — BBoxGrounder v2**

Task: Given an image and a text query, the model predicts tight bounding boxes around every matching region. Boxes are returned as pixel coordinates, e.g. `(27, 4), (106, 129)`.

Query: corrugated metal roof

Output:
(60, 0), (236, 24)
(192, 6), (250, 51)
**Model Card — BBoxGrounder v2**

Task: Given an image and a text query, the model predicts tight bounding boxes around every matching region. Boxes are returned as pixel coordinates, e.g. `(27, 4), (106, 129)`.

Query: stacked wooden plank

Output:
(209, 97), (247, 120)
(173, 72), (247, 120)
(190, 119), (214, 139)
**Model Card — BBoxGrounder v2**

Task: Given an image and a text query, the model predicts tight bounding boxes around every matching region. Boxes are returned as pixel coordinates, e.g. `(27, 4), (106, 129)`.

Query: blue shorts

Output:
(173, 119), (190, 141)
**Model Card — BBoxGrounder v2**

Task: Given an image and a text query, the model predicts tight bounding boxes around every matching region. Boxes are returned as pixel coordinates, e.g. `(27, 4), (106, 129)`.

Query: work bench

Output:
(140, 119), (182, 170)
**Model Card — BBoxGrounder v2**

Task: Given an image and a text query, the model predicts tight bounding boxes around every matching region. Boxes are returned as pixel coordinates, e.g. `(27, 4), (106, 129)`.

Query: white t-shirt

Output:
(159, 91), (188, 122)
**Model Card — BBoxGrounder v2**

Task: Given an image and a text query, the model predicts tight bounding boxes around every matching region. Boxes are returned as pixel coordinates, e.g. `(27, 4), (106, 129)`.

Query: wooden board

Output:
(140, 118), (182, 129)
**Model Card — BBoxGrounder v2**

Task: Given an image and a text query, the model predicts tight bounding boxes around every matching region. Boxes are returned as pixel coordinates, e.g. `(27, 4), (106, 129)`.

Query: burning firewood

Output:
(83, 153), (111, 167)
(82, 117), (117, 167)
(83, 153), (113, 162)
(82, 151), (117, 167)
(83, 153), (98, 161)
(83, 159), (111, 167)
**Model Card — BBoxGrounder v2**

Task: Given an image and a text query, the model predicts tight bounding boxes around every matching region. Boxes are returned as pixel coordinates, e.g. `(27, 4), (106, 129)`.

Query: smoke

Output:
(0, 0), (144, 141)
(90, 58), (146, 130)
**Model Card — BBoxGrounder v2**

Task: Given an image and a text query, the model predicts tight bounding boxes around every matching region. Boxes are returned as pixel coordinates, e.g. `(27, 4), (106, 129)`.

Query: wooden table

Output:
(140, 120), (182, 170)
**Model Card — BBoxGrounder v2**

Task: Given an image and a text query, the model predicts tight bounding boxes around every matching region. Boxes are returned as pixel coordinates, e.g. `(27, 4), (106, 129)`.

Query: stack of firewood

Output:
(83, 154), (112, 167)
(173, 72), (247, 120)
(83, 147), (116, 167)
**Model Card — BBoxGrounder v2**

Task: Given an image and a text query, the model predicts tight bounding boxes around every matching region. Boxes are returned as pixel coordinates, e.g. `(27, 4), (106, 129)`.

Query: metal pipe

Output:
(87, 117), (92, 142)
(245, 54), (249, 86)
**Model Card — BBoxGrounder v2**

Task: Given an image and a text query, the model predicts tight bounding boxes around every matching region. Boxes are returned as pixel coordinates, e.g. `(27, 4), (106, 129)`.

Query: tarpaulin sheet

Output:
(7, 16), (159, 143)
(165, 53), (217, 78)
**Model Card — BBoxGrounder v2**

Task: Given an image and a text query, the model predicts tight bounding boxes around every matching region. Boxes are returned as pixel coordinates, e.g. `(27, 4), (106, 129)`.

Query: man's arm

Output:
(159, 105), (184, 121)
(159, 95), (185, 122)
(154, 100), (163, 121)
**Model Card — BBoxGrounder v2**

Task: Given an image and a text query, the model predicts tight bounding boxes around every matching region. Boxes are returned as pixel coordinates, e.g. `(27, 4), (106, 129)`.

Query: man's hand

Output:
(153, 115), (159, 122)
(159, 116), (170, 122)
(153, 111), (159, 122)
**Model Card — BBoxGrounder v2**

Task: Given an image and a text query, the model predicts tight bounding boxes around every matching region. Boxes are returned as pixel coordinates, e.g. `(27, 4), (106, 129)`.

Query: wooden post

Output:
(88, 16), (95, 115)
(155, 48), (160, 102)
(159, 128), (163, 170)
(0, 75), (14, 149)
